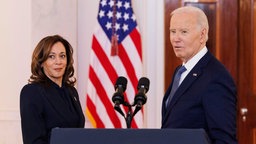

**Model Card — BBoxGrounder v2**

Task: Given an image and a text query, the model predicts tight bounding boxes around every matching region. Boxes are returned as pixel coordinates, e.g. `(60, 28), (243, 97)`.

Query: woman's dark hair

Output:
(29, 35), (76, 86)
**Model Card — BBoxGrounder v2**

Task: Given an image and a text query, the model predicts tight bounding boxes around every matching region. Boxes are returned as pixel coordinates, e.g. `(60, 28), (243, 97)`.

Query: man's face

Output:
(169, 12), (205, 63)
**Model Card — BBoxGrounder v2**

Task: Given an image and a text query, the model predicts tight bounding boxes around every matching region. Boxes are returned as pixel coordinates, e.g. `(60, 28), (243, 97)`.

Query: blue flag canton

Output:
(97, 0), (137, 43)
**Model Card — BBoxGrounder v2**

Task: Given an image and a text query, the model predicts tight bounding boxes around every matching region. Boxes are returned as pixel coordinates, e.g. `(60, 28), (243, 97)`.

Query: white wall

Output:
(0, 0), (164, 143)
(0, 0), (31, 143)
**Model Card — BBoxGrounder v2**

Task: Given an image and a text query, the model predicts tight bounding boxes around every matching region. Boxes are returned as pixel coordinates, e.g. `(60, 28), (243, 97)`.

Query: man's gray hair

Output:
(171, 6), (209, 41)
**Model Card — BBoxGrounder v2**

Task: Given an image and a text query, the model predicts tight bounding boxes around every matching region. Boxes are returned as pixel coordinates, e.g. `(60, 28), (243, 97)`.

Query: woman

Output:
(20, 35), (85, 144)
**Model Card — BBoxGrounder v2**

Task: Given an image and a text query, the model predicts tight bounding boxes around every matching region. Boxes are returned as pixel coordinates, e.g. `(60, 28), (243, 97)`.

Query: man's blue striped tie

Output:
(166, 66), (187, 108)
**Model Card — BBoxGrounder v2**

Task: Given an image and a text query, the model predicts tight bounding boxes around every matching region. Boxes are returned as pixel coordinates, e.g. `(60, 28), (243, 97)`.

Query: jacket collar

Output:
(162, 51), (213, 122)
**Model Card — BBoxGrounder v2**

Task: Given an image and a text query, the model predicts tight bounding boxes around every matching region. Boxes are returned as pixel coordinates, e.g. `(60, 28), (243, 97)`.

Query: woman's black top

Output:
(20, 79), (85, 144)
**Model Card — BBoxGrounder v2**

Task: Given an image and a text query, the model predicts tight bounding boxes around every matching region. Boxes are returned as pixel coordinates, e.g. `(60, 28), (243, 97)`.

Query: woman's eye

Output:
(49, 55), (55, 59)
(60, 55), (66, 58)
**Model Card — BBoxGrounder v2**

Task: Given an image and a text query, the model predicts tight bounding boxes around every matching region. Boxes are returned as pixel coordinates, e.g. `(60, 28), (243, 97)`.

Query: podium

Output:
(50, 128), (211, 144)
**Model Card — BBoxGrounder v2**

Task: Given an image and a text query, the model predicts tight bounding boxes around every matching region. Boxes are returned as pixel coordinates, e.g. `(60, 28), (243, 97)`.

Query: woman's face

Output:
(41, 42), (67, 85)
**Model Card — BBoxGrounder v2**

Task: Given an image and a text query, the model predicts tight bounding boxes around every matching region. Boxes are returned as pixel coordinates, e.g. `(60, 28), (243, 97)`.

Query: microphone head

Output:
(112, 76), (127, 105)
(137, 77), (150, 93)
(115, 76), (127, 91)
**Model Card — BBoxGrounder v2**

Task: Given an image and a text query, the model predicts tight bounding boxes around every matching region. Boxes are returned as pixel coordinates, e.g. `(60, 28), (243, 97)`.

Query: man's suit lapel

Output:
(163, 51), (212, 122)
(166, 67), (202, 110)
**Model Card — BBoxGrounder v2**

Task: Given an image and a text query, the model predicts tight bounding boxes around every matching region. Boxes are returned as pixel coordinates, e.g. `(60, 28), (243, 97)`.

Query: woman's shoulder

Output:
(20, 83), (44, 97)
(20, 83), (46, 109)
(21, 83), (41, 91)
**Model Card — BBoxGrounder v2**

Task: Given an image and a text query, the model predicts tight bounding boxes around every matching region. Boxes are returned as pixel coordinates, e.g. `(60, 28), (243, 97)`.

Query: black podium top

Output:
(50, 128), (211, 144)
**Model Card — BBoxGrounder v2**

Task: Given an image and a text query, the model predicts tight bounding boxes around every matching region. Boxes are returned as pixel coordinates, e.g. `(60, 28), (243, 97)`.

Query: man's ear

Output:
(200, 28), (207, 43)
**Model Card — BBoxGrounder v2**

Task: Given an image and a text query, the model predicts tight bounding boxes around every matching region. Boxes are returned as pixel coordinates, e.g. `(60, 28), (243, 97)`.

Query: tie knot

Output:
(177, 66), (186, 75)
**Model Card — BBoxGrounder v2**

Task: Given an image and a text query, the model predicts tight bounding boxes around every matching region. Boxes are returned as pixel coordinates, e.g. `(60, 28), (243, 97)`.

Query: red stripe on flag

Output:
(129, 29), (142, 61)
(118, 44), (139, 128)
(119, 44), (138, 91)
(89, 66), (122, 128)
(92, 36), (139, 128)
(92, 36), (117, 84)
(86, 95), (105, 128)
(86, 0), (143, 128)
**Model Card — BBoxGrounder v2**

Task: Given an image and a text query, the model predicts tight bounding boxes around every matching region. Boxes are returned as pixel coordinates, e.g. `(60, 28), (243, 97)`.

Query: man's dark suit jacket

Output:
(162, 51), (237, 144)
(20, 81), (85, 144)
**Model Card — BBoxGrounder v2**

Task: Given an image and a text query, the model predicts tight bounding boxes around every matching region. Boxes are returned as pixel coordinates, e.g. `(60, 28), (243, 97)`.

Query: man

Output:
(161, 6), (238, 144)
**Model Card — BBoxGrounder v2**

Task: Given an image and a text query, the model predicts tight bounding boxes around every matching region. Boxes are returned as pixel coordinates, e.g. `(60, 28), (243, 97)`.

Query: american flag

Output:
(85, 0), (143, 128)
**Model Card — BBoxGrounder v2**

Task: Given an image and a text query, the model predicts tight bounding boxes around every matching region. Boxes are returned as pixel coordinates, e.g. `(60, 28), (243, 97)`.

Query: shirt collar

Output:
(183, 46), (208, 72)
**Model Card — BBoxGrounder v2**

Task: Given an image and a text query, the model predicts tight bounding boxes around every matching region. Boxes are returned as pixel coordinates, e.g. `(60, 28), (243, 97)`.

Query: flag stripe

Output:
(129, 28), (142, 61)
(86, 0), (144, 128)
(89, 48), (128, 127)
(86, 96), (104, 128)
(119, 44), (138, 91)
(92, 35), (135, 127)
(87, 80), (117, 128)
(93, 27), (140, 128)
(92, 36), (117, 84)
(122, 31), (142, 79)
(89, 66), (122, 128)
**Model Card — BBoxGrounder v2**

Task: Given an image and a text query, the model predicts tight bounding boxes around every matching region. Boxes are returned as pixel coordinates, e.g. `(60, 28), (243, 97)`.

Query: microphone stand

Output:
(126, 104), (132, 128)
(112, 77), (149, 128)
(115, 101), (141, 129)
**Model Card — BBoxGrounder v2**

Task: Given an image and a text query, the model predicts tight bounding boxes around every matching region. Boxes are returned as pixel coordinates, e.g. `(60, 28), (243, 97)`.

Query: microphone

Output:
(112, 76), (127, 117)
(133, 77), (150, 107)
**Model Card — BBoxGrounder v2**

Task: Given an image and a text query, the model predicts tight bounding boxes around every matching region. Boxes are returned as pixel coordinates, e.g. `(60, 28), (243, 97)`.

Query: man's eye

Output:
(170, 30), (176, 33)
(182, 31), (187, 34)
